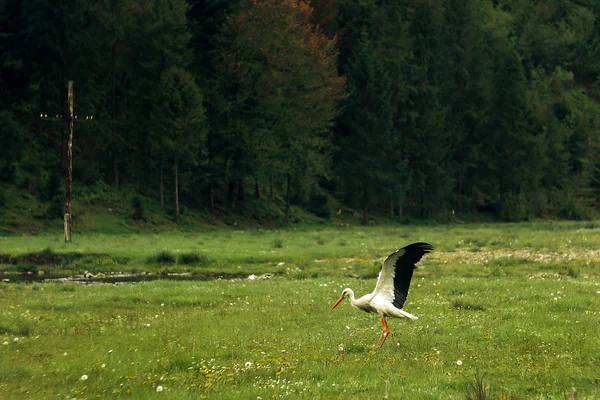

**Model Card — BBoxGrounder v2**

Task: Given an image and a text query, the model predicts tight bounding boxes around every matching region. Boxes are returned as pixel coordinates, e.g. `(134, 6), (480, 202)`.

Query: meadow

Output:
(0, 221), (599, 399)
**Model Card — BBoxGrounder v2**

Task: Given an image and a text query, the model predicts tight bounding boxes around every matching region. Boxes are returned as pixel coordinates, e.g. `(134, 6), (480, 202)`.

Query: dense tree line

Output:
(1, 0), (599, 223)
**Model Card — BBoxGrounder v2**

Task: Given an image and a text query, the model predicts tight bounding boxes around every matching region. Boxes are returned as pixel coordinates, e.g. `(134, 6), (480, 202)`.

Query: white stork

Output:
(332, 242), (434, 348)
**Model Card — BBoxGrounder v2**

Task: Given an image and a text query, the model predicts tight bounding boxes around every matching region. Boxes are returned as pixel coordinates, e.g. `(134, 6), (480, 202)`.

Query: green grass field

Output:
(1, 221), (599, 399)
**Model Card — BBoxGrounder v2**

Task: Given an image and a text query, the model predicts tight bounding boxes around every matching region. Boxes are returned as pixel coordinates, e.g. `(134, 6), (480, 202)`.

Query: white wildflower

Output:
(80, 375), (88, 381)
(156, 385), (163, 392)
(456, 360), (463, 366)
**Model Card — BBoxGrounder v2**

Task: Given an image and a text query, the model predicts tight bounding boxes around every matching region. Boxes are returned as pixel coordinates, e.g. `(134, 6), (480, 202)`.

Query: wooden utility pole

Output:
(65, 81), (74, 242)
(40, 81), (95, 243)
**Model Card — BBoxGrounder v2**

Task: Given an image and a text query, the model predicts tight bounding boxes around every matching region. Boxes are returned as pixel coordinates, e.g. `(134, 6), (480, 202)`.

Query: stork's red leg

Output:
(376, 317), (384, 347)
(379, 318), (392, 347)
(376, 317), (386, 348)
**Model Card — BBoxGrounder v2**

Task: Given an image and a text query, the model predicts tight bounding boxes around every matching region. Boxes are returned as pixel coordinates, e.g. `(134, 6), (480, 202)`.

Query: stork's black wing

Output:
(373, 242), (434, 309)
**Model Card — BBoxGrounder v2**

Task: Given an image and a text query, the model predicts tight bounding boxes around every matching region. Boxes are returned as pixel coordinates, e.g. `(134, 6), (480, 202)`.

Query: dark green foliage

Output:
(306, 192), (330, 219)
(46, 196), (64, 220)
(0, 111), (25, 183)
(336, 29), (395, 223)
(500, 193), (528, 222)
(1, 0), (599, 223)
(212, 0), (345, 222)
(42, 169), (62, 203)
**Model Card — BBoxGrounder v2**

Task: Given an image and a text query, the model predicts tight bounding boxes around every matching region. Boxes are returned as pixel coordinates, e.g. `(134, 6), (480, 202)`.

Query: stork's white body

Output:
(343, 289), (418, 320)
(332, 242), (433, 347)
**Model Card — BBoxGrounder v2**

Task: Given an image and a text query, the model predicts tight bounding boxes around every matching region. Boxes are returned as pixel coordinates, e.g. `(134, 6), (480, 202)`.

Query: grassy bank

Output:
(1, 221), (599, 279)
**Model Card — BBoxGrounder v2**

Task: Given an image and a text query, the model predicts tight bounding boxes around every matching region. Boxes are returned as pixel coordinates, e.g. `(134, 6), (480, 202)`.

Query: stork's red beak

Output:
(332, 295), (345, 309)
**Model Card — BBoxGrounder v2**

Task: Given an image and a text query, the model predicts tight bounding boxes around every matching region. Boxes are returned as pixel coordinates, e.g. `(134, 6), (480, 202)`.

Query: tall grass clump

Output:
(146, 250), (176, 265)
(179, 252), (211, 266)
(0, 320), (32, 336)
(566, 265), (580, 278)
(464, 370), (491, 400)
(453, 300), (485, 311)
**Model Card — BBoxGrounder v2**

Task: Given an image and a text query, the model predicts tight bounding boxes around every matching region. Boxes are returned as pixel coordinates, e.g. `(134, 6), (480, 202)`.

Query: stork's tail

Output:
(397, 309), (418, 320)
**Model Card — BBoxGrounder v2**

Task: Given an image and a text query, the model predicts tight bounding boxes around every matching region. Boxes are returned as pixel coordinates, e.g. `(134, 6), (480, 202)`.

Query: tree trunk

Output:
(60, 125), (65, 171)
(159, 158), (164, 208)
(457, 174), (463, 214)
(270, 173), (274, 201)
(390, 190), (394, 220)
(174, 156), (179, 224)
(398, 191), (403, 222)
(227, 181), (235, 209)
(59, 79), (67, 171)
(254, 177), (260, 199)
(362, 185), (369, 225)
(113, 156), (119, 188)
(209, 181), (214, 210)
(237, 179), (244, 202)
(285, 173), (291, 225)
(111, 21), (119, 189)
(230, 181), (239, 210)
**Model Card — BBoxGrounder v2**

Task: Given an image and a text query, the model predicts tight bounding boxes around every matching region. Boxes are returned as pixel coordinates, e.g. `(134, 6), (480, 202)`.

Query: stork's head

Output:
(332, 288), (353, 309)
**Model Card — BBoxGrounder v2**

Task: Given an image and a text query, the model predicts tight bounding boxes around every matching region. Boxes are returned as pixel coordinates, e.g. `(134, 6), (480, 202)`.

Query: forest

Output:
(1, 0), (600, 225)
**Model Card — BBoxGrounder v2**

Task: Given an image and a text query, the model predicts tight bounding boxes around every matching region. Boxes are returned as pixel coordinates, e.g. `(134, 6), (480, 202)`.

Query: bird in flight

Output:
(332, 242), (434, 348)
